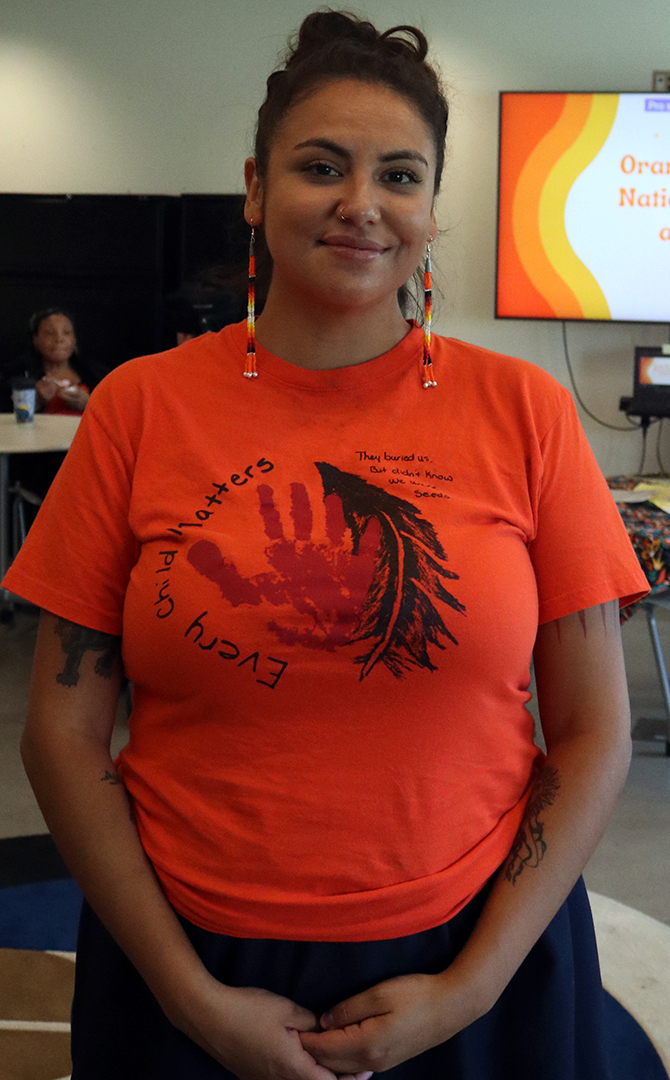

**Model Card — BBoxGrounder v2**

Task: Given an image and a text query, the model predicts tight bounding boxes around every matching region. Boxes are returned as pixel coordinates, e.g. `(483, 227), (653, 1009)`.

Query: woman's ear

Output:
(244, 157), (263, 225)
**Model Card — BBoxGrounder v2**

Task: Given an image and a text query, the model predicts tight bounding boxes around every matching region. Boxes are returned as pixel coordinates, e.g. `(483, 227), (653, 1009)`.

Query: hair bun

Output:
(292, 11), (379, 59)
(380, 25), (429, 63)
(289, 12), (428, 67)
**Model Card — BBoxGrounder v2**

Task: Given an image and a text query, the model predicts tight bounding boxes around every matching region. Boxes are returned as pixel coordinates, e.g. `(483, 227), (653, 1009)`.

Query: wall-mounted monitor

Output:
(496, 91), (670, 322)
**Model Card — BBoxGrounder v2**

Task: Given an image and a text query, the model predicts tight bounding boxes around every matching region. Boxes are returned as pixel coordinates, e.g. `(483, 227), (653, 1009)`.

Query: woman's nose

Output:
(336, 177), (381, 226)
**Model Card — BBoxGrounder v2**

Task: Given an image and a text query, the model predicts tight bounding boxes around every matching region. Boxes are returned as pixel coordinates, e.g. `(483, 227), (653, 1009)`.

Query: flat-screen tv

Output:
(496, 91), (670, 322)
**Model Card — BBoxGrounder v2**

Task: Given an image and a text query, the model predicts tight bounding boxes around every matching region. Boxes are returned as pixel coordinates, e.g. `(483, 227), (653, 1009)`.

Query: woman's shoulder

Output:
(433, 334), (571, 409)
(88, 325), (245, 415)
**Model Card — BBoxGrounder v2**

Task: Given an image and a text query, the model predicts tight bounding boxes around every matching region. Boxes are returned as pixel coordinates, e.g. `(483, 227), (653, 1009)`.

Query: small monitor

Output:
(630, 346), (670, 417)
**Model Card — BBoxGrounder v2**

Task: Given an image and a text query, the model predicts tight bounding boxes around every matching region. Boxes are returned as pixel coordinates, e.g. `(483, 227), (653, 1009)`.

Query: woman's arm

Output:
(301, 599), (632, 1074)
(35, 376), (58, 410)
(24, 611), (359, 1080)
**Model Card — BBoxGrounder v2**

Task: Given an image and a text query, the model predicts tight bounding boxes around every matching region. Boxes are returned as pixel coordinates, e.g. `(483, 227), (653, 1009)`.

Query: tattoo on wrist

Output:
(505, 765), (560, 885)
(101, 769), (122, 785)
(54, 618), (121, 687)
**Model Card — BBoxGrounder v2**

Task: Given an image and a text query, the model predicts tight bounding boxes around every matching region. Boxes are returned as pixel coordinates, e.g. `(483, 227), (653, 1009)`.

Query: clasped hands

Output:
(37, 376), (89, 411)
(175, 967), (487, 1080)
(300, 970), (476, 1076)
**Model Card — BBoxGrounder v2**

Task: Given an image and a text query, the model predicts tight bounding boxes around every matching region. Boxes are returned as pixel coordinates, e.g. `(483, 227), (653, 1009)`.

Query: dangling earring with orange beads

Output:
(244, 225), (257, 379)
(422, 241), (436, 388)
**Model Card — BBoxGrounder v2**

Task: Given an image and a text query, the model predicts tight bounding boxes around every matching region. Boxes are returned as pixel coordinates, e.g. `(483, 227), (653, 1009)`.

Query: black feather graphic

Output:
(315, 462), (465, 680)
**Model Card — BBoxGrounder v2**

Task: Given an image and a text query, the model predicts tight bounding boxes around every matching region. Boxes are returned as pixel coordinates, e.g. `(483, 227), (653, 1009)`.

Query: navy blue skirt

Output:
(70, 875), (611, 1080)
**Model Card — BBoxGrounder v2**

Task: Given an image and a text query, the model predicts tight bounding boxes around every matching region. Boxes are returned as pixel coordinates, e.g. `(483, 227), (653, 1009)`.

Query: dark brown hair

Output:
(255, 10), (449, 194)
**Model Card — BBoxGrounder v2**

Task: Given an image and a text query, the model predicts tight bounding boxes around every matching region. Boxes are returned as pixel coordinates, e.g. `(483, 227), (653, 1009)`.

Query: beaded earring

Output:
(244, 225), (257, 378)
(423, 242), (436, 388)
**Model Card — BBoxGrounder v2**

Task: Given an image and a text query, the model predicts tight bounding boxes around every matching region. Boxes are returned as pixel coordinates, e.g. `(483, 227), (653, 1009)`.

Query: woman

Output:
(30, 308), (92, 413)
(0, 308), (95, 415)
(3, 12), (648, 1080)
(0, 308), (99, 514)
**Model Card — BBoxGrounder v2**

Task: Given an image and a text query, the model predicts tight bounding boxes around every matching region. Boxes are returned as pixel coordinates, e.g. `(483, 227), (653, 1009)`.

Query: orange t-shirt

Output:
(3, 322), (648, 941)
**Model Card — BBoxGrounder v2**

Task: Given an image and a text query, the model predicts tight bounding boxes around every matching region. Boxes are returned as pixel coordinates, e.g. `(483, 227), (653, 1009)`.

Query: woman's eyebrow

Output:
(293, 138), (350, 156)
(379, 149), (428, 167)
(292, 138), (428, 168)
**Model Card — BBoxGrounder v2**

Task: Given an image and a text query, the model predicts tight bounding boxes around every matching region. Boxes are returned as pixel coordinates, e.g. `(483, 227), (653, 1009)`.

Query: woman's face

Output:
(33, 314), (76, 365)
(245, 79), (437, 314)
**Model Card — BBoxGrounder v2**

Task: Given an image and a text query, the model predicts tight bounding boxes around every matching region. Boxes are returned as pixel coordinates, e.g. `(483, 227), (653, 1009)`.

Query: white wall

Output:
(2, 0), (669, 474)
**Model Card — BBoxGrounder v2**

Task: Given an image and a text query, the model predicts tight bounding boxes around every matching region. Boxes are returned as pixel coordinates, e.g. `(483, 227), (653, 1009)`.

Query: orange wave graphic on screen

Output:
(497, 94), (566, 318)
(502, 94), (619, 318)
(512, 96), (594, 318)
(539, 95), (618, 318)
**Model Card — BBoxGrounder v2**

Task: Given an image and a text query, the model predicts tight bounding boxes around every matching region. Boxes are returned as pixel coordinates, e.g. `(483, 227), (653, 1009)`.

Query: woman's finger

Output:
(321, 988), (385, 1031)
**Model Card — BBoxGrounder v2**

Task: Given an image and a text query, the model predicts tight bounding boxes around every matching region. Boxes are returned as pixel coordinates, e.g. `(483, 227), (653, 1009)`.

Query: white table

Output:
(0, 413), (80, 599)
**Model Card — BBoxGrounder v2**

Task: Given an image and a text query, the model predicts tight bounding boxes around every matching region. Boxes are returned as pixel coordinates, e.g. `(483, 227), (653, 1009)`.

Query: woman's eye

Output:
(306, 161), (340, 178)
(385, 169), (420, 185)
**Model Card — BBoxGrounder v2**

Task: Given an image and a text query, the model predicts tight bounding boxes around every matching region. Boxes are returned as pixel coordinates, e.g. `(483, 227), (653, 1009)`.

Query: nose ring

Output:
(337, 202), (379, 224)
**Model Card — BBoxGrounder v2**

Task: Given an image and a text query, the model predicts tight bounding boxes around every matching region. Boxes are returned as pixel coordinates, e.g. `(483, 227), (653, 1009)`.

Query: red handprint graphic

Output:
(189, 463), (464, 677)
(187, 481), (380, 650)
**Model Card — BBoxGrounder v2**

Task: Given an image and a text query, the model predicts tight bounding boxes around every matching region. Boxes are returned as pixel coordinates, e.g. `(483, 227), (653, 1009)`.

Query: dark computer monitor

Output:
(624, 346), (670, 419)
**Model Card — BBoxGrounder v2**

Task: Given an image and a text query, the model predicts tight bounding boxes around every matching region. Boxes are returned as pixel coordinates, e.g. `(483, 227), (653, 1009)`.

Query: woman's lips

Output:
(320, 235), (386, 260)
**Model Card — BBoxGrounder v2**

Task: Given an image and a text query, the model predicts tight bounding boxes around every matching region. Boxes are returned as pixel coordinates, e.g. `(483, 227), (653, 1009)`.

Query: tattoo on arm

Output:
(505, 765), (560, 885)
(554, 602), (612, 643)
(101, 769), (135, 824)
(54, 618), (121, 687)
(101, 769), (122, 785)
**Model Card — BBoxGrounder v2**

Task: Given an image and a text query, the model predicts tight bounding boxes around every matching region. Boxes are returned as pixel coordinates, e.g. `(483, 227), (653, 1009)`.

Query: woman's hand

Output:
(171, 978), (373, 1080)
(57, 383), (89, 411)
(300, 969), (488, 1075)
(36, 375), (58, 403)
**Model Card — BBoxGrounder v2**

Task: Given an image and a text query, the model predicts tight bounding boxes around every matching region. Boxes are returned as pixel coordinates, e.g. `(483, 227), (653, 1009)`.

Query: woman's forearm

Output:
(443, 726), (631, 1011)
(22, 611), (218, 1024)
(443, 600), (633, 1010)
(21, 723), (213, 1020)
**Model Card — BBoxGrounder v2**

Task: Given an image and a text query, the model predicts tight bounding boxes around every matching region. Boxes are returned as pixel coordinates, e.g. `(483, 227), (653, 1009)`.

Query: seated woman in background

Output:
(1, 307), (104, 507)
(0, 307), (101, 415)
(29, 307), (91, 414)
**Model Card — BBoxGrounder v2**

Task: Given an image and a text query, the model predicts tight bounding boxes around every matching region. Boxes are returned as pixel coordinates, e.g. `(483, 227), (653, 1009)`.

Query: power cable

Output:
(656, 418), (670, 476)
(639, 424), (649, 474)
(561, 322), (643, 432)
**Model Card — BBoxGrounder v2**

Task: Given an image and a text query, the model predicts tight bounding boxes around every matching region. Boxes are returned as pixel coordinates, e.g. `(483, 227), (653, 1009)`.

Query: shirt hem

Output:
(1, 566), (122, 635)
(147, 788), (533, 943)
(538, 576), (649, 625)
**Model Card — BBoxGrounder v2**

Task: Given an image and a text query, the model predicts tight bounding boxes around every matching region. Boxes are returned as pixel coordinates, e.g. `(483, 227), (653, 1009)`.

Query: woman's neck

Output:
(256, 286), (411, 371)
(43, 358), (74, 377)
